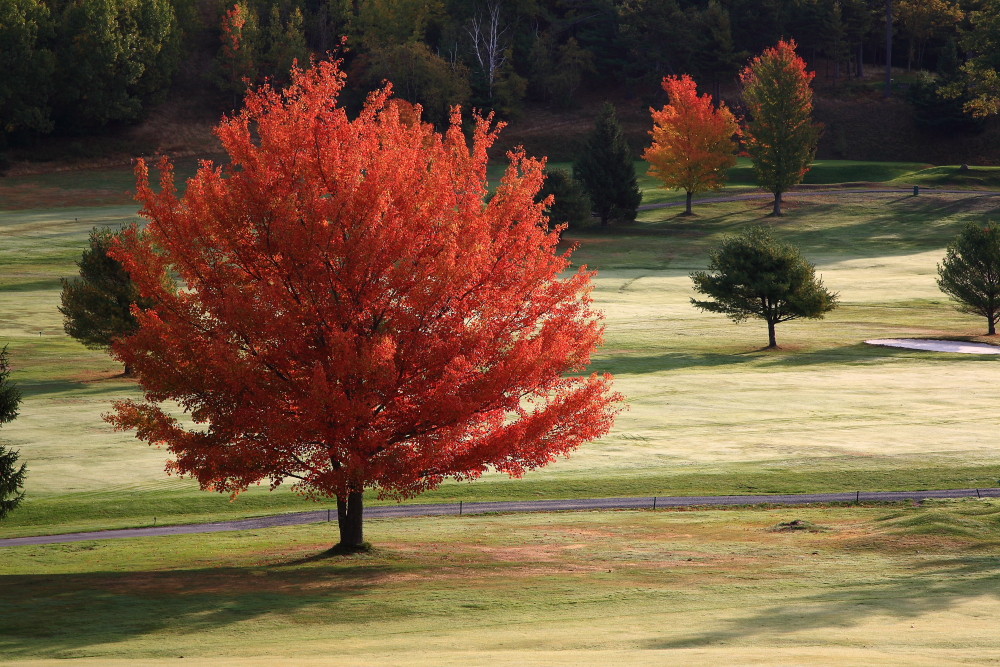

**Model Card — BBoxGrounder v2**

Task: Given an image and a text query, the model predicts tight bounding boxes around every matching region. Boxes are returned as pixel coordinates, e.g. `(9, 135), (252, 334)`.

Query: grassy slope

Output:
(4, 501), (1000, 665)
(4, 160), (1000, 664)
(3, 161), (1000, 539)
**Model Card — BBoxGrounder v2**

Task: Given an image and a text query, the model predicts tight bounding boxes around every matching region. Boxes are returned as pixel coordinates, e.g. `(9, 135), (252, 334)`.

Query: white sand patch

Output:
(866, 338), (1000, 354)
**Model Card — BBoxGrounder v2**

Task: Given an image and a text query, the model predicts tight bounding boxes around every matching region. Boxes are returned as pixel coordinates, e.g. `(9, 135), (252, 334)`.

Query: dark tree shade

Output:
(691, 226), (839, 348)
(937, 222), (1000, 335)
(59, 227), (153, 372)
(540, 169), (593, 229)
(0, 346), (25, 521)
(574, 102), (642, 226)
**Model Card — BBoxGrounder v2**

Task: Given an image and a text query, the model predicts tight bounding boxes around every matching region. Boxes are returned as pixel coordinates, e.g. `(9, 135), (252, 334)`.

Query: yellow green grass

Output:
(4, 165), (1000, 536)
(4, 160), (1000, 664)
(4, 501), (1000, 665)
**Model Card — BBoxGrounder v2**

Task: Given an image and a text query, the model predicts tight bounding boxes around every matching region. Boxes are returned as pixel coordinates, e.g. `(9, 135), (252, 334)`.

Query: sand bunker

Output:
(865, 338), (1000, 354)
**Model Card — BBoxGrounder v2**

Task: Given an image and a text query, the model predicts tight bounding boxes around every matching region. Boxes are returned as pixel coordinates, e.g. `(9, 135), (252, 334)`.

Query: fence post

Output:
(652, 496), (657, 510)
(459, 501), (463, 516)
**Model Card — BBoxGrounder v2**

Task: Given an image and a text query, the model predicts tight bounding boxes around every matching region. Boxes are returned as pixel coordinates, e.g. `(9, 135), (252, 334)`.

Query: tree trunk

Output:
(336, 491), (365, 550)
(772, 191), (783, 216)
(856, 42), (864, 79)
(767, 320), (778, 348)
(989, 318), (997, 336)
(685, 191), (693, 215)
(884, 0), (893, 98)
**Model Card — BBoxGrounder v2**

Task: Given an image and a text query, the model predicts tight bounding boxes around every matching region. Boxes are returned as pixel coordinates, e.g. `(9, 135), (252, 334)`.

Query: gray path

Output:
(3, 487), (999, 547)
(637, 187), (1000, 211)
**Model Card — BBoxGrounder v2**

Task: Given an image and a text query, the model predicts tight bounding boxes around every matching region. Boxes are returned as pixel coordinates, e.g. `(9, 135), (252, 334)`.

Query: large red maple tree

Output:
(106, 60), (621, 550)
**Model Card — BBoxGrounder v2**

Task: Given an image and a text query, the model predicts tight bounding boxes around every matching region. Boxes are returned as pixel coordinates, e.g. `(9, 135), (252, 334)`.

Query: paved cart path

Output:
(3, 487), (999, 547)
(637, 187), (1000, 211)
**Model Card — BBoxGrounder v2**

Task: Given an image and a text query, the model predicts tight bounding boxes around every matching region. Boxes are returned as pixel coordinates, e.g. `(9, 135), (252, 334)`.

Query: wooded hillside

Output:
(4, 0), (1000, 167)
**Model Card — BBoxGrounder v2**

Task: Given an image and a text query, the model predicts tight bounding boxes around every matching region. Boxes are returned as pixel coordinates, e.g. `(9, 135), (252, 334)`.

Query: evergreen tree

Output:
(0, 346), (25, 521)
(59, 227), (154, 375)
(540, 169), (592, 230)
(740, 40), (820, 216)
(937, 222), (1000, 335)
(574, 103), (641, 226)
(691, 226), (838, 348)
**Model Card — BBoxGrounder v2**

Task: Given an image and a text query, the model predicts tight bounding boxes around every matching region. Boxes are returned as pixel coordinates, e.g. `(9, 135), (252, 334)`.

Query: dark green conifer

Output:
(574, 103), (642, 226)
(59, 227), (153, 374)
(0, 346), (25, 520)
(691, 226), (838, 348)
(937, 222), (1000, 335)
(540, 169), (592, 229)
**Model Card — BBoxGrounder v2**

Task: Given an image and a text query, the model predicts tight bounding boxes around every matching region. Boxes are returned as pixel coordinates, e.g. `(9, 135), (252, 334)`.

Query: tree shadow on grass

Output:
(18, 378), (131, 399)
(594, 344), (888, 374)
(592, 351), (760, 374)
(0, 558), (408, 659)
(647, 551), (1000, 650)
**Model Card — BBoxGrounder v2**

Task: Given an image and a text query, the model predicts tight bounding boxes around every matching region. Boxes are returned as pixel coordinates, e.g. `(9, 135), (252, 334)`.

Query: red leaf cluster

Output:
(106, 59), (621, 501)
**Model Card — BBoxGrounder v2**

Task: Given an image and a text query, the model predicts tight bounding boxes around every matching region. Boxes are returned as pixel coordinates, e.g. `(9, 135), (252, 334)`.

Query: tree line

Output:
(8, 0), (1000, 150)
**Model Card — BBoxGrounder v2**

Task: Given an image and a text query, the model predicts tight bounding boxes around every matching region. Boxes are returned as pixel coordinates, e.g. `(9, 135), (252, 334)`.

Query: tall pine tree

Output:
(574, 103), (642, 226)
(0, 346), (25, 520)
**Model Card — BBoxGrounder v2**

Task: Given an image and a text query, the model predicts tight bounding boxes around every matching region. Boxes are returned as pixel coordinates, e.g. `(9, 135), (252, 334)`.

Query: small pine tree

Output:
(937, 221), (1000, 335)
(691, 226), (838, 348)
(59, 227), (153, 374)
(574, 102), (642, 226)
(740, 40), (821, 216)
(540, 169), (592, 229)
(0, 346), (25, 520)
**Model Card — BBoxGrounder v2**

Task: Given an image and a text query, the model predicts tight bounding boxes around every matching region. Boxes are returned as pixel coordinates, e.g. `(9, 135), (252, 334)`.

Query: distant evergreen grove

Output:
(2, 0), (999, 148)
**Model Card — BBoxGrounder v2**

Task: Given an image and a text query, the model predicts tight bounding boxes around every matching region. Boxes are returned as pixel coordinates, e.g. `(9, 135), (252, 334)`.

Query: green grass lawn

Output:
(3, 163), (1000, 537)
(4, 159), (1000, 664)
(3, 501), (1000, 665)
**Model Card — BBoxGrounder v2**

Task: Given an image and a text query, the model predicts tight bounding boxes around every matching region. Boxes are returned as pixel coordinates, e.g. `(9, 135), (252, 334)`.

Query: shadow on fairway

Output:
(648, 553), (1000, 649)
(0, 559), (406, 659)
(17, 378), (131, 399)
(595, 344), (887, 374)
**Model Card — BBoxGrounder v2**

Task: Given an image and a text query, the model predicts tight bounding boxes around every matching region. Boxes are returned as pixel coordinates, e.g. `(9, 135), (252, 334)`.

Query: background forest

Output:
(4, 0), (1000, 166)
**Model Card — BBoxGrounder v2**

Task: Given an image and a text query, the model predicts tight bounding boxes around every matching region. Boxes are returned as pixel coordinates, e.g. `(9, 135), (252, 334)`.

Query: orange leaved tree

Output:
(643, 75), (739, 216)
(106, 60), (621, 552)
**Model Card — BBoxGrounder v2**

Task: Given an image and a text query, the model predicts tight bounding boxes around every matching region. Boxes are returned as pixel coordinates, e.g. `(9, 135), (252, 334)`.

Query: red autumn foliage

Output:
(106, 59), (621, 548)
(643, 75), (739, 215)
